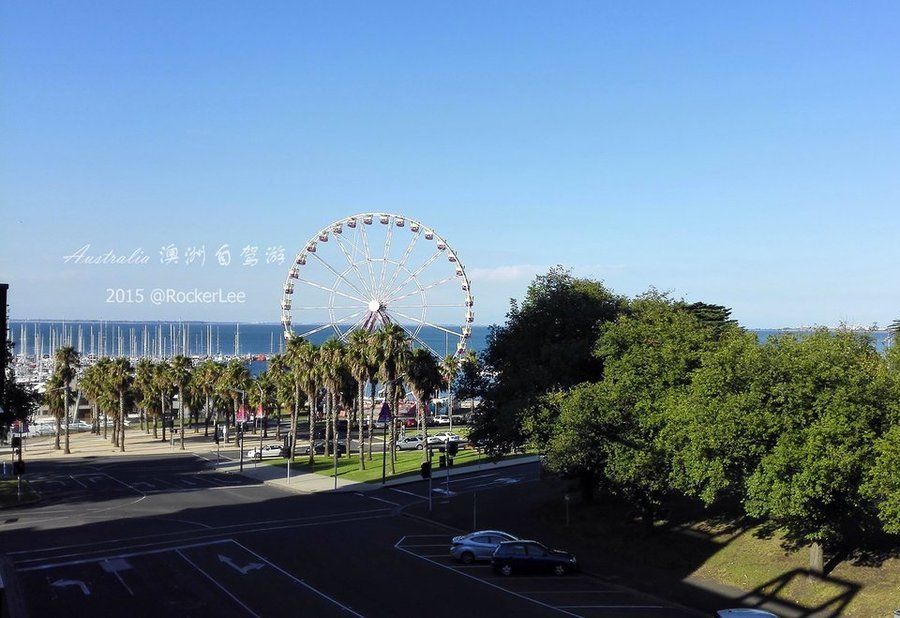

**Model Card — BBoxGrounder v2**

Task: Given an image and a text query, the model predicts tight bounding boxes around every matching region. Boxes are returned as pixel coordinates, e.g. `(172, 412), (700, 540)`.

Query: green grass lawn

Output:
(537, 490), (900, 618)
(0, 478), (39, 507)
(263, 442), (527, 484)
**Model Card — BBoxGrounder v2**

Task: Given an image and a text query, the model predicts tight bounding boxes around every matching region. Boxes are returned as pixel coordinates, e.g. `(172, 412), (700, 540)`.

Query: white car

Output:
(432, 415), (452, 425)
(247, 444), (285, 459)
(432, 431), (463, 443)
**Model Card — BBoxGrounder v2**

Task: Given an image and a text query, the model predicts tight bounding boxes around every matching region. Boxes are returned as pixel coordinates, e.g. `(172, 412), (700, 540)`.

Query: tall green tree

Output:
(153, 360), (173, 442)
(440, 353), (460, 431)
(108, 357), (133, 452)
(661, 329), (777, 506)
(286, 337), (317, 463)
(193, 360), (223, 438)
(54, 345), (80, 454)
(319, 338), (346, 458)
(133, 359), (155, 434)
(406, 347), (442, 460)
(346, 330), (375, 470)
(455, 350), (486, 423)
(219, 359), (250, 445)
(375, 323), (410, 474)
(473, 267), (624, 455)
(744, 329), (896, 574)
(863, 424), (900, 535)
(170, 355), (193, 450)
(266, 354), (293, 440)
(44, 371), (67, 450)
(1, 337), (39, 434)
(79, 362), (105, 435)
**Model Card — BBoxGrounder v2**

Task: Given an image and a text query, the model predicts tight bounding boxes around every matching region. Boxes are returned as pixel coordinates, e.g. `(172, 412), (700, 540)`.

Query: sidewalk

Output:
(16, 428), (538, 495)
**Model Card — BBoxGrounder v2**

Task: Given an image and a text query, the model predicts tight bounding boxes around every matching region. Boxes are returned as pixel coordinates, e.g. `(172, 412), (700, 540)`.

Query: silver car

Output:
(450, 530), (518, 564)
(396, 435), (426, 450)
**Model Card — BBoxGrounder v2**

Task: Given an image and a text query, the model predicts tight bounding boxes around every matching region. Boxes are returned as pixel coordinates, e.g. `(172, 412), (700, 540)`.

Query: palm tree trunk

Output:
(389, 385), (396, 475)
(179, 386), (185, 450)
(64, 384), (71, 454)
(119, 390), (126, 452)
(324, 391), (331, 457)
(307, 388), (316, 466)
(204, 394), (211, 437)
(368, 382), (377, 460)
(289, 384), (298, 461)
(357, 383), (365, 470)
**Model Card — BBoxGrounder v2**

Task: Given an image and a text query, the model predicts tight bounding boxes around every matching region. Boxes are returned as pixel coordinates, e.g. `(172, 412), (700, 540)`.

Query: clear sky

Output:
(2, 1), (899, 329)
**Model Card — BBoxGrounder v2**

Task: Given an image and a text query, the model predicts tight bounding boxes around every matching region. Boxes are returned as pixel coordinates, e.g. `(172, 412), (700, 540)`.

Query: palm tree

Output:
(441, 353), (460, 432)
(285, 338), (311, 462)
(133, 358), (155, 434)
(193, 360), (223, 438)
(319, 338), (346, 458)
(219, 359), (250, 445)
(346, 329), (374, 470)
(250, 373), (273, 438)
(366, 333), (384, 461)
(108, 357), (133, 452)
(79, 362), (105, 435)
(375, 323), (410, 474)
(153, 360), (173, 442)
(406, 348), (442, 461)
(44, 371), (66, 450)
(266, 354), (293, 440)
(287, 338), (320, 465)
(170, 355), (193, 450)
(54, 345), (80, 454)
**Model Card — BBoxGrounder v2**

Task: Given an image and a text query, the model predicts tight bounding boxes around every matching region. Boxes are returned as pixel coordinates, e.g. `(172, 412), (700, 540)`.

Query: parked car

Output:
(715, 611), (779, 618)
(491, 540), (578, 576)
(246, 444), (285, 459)
(450, 530), (518, 564)
(396, 435), (426, 450)
(432, 431), (463, 443)
(296, 440), (347, 456)
(432, 415), (452, 425)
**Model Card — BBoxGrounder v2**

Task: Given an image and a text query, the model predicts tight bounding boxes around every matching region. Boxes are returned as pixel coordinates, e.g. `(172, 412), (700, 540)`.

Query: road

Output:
(0, 455), (697, 617)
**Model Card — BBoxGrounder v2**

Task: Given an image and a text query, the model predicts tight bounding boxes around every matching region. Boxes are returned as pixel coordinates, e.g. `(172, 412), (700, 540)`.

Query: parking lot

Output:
(15, 538), (364, 618)
(395, 534), (698, 618)
(27, 469), (249, 501)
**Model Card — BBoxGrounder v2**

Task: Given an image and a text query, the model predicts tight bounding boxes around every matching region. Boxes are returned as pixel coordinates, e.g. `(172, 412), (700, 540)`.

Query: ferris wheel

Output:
(281, 213), (474, 358)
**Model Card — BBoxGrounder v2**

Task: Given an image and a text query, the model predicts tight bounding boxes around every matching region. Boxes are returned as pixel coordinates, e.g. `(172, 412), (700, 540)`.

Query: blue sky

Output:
(2, 1), (899, 328)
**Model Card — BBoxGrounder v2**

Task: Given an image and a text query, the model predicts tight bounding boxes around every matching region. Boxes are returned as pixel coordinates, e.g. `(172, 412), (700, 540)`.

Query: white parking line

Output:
(229, 540), (364, 618)
(359, 493), (400, 506)
(177, 548), (260, 618)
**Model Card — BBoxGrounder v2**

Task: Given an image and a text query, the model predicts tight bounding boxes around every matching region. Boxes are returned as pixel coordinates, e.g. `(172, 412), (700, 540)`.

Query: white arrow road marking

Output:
(51, 579), (90, 596)
(217, 554), (264, 575)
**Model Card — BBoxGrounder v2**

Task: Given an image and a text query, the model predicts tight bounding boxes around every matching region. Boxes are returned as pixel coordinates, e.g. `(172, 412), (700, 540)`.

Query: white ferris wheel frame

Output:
(281, 212), (474, 358)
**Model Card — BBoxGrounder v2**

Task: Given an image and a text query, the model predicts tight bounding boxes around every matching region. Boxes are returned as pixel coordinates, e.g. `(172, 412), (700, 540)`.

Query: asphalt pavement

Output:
(1, 429), (827, 617)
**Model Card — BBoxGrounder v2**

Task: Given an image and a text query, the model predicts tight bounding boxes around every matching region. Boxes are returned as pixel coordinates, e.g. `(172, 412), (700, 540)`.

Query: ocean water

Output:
(9, 321), (492, 359)
(9, 321), (893, 361)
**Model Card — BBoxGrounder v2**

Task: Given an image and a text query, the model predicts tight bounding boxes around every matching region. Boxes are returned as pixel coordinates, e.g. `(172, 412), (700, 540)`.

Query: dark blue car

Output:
(491, 540), (579, 576)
